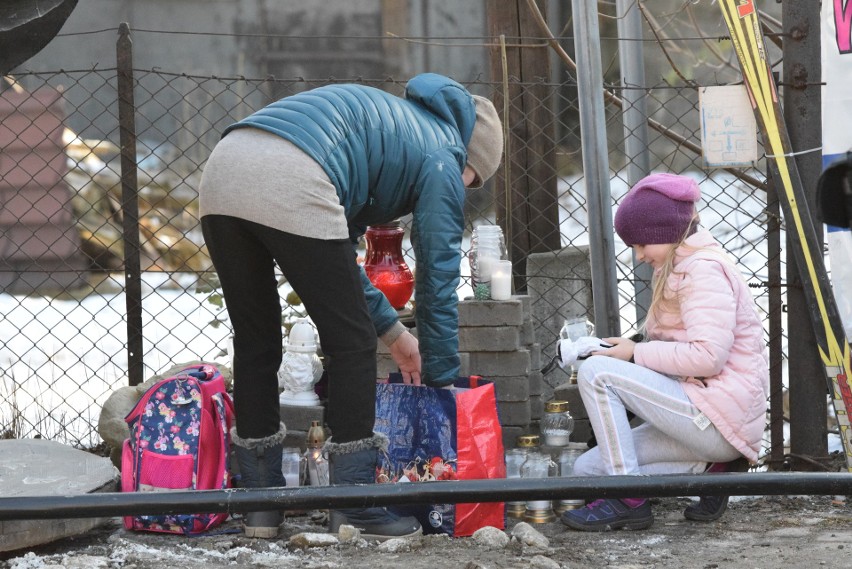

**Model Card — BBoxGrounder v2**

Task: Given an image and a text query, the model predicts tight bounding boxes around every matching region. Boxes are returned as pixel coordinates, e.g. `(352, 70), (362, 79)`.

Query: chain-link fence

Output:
(0, 22), (793, 466)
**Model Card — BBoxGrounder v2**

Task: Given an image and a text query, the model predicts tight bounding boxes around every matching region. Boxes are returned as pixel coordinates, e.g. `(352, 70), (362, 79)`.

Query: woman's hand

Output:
(388, 329), (422, 385)
(593, 336), (636, 362)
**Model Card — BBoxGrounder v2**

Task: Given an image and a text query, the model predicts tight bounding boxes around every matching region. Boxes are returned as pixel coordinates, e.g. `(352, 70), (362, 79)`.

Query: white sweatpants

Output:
(573, 355), (740, 477)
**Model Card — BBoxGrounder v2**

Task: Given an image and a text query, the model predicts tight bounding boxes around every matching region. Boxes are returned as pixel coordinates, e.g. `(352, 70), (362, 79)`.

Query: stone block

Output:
(490, 375), (531, 402)
(516, 294), (533, 317)
(528, 345), (542, 371)
(496, 399), (531, 426)
(458, 298), (525, 327)
(280, 404), (325, 433)
(467, 350), (530, 377)
(459, 325), (521, 352)
(528, 370), (543, 397)
(459, 352), (470, 376)
(521, 319), (536, 346)
(500, 425), (526, 450)
(553, 382), (588, 420)
(526, 246), (593, 356)
(530, 394), (544, 421)
(0, 440), (118, 553)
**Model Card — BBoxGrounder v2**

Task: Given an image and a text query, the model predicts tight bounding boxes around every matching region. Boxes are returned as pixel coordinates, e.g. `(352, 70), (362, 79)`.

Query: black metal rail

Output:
(2, 472), (851, 521)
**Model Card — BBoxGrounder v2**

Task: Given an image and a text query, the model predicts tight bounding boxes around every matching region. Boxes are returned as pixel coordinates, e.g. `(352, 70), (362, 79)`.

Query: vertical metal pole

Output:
(117, 23), (144, 387)
(571, 0), (620, 337)
(783, 1), (827, 466)
(766, 173), (785, 468)
(615, 0), (652, 326)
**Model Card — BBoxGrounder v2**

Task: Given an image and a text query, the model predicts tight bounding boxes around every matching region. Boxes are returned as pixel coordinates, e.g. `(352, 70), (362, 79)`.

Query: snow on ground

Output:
(1, 170), (843, 452)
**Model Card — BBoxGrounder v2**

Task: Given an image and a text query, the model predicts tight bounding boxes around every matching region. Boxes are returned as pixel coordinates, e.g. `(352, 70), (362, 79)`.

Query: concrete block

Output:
(526, 246), (593, 355)
(0, 440), (118, 553)
(553, 382), (588, 420)
(497, 399), (531, 426)
(458, 298), (525, 327)
(521, 319), (536, 346)
(530, 394), (544, 421)
(528, 370), (543, 397)
(528, 344), (542, 371)
(500, 425), (526, 450)
(467, 350), (530, 377)
(459, 325), (521, 352)
(516, 294), (533, 317)
(490, 375), (531, 402)
(280, 404), (325, 433)
(459, 352), (470, 376)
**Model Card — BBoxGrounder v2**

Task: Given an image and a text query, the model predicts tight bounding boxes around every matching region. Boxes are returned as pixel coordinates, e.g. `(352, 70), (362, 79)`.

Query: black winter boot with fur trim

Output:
(325, 433), (422, 541)
(232, 423), (288, 538)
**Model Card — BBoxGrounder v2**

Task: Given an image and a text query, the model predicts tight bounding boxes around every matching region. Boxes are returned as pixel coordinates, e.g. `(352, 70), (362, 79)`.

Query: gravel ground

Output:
(2, 495), (850, 569)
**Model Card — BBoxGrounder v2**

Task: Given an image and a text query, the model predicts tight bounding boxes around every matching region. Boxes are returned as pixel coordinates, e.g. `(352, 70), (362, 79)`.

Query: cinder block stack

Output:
(456, 295), (540, 449)
(373, 296), (548, 448)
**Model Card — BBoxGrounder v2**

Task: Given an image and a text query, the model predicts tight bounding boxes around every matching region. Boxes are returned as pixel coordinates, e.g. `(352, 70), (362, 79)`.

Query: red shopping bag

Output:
(374, 374), (505, 536)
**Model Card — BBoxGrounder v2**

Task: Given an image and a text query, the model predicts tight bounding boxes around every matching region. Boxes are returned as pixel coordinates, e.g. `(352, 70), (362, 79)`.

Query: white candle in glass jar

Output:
(490, 260), (513, 300)
(477, 255), (497, 282)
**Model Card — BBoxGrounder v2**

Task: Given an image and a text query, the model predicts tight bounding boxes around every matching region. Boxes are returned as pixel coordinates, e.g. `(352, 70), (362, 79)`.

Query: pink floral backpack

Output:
(120, 364), (234, 534)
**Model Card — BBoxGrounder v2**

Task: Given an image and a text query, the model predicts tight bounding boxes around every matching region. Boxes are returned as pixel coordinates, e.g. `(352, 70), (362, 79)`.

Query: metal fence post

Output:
(782, 1), (827, 467)
(117, 22), (144, 387)
(616, 0), (652, 325)
(570, 0), (621, 337)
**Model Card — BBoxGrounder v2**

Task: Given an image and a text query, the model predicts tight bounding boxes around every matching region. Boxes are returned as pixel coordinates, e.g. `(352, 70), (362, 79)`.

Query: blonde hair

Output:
(642, 210), (701, 331)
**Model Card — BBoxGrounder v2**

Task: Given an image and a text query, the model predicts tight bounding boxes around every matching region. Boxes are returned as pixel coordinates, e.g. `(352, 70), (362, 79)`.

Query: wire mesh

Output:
(0, 21), (791, 466)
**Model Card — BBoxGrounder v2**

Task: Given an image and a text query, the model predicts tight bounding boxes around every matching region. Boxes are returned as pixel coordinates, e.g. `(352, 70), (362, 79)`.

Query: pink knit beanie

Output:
(614, 173), (701, 246)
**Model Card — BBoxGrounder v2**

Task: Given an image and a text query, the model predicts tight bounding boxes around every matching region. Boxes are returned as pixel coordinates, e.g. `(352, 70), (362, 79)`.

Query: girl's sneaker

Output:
(684, 457), (750, 521)
(561, 498), (654, 532)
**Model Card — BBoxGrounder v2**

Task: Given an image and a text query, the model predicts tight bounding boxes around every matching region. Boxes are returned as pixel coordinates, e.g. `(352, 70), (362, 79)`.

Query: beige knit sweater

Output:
(199, 127), (348, 240)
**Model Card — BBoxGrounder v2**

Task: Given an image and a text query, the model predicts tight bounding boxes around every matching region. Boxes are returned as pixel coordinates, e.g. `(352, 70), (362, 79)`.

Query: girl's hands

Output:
(593, 336), (636, 362)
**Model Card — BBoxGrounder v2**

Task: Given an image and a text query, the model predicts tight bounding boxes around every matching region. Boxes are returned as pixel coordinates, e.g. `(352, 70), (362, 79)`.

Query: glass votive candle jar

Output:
(541, 400), (574, 447)
(520, 451), (556, 523)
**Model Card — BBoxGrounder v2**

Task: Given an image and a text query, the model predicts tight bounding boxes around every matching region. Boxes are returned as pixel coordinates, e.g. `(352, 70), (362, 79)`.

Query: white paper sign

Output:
(699, 85), (758, 168)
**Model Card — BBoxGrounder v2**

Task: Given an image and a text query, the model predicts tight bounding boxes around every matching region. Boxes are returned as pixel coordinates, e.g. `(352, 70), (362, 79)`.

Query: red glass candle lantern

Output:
(363, 221), (414, 310)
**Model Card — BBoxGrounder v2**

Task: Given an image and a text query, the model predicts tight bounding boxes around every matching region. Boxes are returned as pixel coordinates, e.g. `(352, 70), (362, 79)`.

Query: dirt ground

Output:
(2, 495), (850, 569)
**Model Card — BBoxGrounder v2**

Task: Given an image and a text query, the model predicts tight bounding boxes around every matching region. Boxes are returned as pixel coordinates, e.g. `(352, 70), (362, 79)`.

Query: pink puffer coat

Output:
(633, 230), (769, 463)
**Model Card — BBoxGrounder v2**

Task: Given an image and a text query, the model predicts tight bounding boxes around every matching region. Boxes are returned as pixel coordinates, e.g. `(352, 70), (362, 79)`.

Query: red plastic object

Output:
(363, 222), (414, 309)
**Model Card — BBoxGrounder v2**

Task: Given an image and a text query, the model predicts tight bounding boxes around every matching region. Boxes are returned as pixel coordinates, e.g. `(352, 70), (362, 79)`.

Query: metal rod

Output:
(571, 0), (621, 337)
(2, 473), (850, 521)
(616, 0), (653, 325)
(116, 22), (144, 387)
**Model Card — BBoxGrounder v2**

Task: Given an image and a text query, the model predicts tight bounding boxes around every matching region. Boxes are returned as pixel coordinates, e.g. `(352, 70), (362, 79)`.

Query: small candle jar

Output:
(520, 451), (556, 523)
(541, 400), (574, 447)
(281, 447), (303, 487)
(469, 225), (507, 300)
(305, 421), (329, 486)
(505, 447), (529, 518)
(555, 443), (588, 513)
(490, 260), (513, 300)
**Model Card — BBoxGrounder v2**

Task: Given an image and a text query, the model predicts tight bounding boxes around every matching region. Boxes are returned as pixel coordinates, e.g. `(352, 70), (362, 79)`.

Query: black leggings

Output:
(201, 215), (377, 443)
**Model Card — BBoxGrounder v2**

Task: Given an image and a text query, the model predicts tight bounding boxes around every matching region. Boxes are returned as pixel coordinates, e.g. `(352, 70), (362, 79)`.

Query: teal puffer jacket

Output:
(224, 73), (477, 386)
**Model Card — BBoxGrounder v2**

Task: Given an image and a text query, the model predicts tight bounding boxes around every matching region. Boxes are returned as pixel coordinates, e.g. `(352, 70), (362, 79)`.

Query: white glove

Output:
(558, 336), (609, 368)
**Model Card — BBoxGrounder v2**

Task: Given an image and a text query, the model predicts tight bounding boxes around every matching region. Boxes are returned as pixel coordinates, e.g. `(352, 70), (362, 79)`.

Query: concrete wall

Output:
(14, 0), (489, 143)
